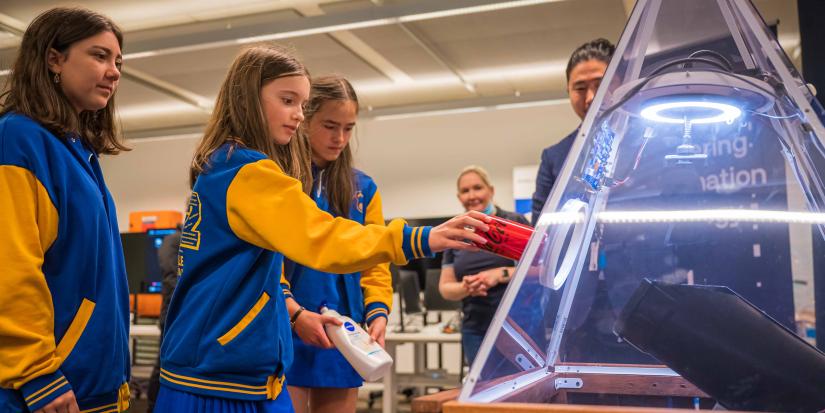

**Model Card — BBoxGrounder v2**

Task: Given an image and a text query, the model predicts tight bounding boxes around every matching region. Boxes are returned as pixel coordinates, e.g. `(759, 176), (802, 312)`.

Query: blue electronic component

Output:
(582, 122), (615, 191)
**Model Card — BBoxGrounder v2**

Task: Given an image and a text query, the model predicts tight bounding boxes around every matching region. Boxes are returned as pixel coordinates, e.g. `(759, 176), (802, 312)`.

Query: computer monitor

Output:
(614, 279), (825, 412)
(423, 268), (461, 312)
(121, 228), (178, 294)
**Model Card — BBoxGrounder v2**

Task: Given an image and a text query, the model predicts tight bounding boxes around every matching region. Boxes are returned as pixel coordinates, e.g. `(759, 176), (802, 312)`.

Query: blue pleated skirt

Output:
(286, 332), (363, 388)
(153, 385), (293, 413)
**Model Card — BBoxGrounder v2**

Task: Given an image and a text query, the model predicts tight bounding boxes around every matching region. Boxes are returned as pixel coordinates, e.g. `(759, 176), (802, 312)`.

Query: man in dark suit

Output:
(531, 38), (615, 225)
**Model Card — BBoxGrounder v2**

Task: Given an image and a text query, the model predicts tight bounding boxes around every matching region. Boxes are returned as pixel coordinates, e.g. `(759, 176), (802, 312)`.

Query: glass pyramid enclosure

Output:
(458, 0), (825, 411)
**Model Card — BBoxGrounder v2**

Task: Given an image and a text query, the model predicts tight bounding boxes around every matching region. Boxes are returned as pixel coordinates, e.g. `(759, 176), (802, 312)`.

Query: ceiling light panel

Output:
(402, 0), (624, 72)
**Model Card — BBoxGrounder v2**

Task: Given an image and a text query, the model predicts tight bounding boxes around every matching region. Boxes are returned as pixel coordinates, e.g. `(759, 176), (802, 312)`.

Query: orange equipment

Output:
(128, 210), (182, 232)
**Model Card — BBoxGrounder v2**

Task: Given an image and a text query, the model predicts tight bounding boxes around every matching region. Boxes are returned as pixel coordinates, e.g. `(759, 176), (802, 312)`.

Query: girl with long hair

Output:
(0, 7), (131, 413)
(281, 75), (389, 413)
(155, 46), (490, 413)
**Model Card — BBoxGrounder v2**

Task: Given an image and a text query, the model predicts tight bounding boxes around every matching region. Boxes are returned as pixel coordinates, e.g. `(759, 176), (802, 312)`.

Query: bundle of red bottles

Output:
(472, 215), (534, 261)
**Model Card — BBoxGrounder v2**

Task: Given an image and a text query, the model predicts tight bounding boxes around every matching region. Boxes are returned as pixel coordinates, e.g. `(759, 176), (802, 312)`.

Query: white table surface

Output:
(382, 323), (461, 413)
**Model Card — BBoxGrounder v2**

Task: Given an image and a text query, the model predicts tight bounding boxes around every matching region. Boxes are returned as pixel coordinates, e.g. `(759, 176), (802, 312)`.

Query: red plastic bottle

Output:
(473, 215), (534, 261)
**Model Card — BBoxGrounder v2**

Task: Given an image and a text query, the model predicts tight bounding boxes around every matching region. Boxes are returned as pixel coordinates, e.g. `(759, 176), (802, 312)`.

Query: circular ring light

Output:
(639, 101), (742, 124)
(541, 199), (588, 291)
(609, 71), (775, 118)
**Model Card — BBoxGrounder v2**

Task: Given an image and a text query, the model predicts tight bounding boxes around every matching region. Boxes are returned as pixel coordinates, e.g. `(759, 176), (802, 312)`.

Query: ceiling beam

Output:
(0, 13), (24, 52)
(0, 12), (210, 112)
(397, 22), (477, 94)
(0, 12), (25, 34)
(363, 90), (566, 119)
(326, 30), (413, 83)
(295, 4), (412, 83)
(123, 90), (567, 138)
(622, 0), (637, 17)
(111, 0), (345, 32)
(123, 67), (212, 112)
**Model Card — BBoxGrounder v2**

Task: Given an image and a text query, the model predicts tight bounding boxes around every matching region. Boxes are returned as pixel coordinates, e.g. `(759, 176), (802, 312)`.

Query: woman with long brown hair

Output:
(156, 46), (490, 413)
(0, 7), (131, 413)
(281, 75), (390, 413)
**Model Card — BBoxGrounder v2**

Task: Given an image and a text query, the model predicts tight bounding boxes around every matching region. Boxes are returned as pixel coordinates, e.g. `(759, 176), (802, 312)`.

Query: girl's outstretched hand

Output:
(428, 210), (491, 253)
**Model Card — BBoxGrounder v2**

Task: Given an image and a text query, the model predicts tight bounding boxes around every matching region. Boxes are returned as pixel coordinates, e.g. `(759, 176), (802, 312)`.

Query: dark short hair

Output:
(565, 38), (616, 82)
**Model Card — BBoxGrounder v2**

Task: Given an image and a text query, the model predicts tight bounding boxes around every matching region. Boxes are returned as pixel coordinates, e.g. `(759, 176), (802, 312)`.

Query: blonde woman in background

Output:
(439, 166), (530, 365)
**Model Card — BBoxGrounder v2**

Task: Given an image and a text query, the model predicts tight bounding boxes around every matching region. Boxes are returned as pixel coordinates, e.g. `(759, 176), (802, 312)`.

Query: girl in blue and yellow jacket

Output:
(280, 76), (392, 413)
(154, 46), (490, 413)
(0, 8), (131, 413)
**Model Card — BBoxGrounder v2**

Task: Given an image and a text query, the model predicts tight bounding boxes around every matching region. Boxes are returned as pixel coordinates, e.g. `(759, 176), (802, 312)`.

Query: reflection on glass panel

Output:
(459, 0), (825, 411)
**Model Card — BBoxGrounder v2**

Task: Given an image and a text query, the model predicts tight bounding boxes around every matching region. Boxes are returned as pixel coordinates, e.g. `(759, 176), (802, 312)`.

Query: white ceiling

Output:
(0, 0), (800, 138)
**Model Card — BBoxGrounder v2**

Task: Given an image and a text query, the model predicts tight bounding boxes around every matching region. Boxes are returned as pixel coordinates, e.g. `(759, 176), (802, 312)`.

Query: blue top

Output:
(0, 113), (131, 412)
(282, 166), (393, 388)
(161, 144), (430, 401)
(531, 129), (577, 226)
(282, 166), (392, 324)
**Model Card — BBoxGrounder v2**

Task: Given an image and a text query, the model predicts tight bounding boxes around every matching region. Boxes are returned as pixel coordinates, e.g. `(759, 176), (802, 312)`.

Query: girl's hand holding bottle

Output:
(293, 309), (343, 349)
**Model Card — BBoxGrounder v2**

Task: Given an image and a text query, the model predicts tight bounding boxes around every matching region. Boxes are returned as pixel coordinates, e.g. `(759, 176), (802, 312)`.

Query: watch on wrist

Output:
(290, 306), (305, 329)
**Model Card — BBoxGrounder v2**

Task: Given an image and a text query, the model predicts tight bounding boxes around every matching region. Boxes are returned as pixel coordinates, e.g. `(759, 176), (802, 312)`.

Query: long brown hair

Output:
(190, 45), (311, 187)
(296, 75), (359, 218)
(0, 7), (127, 155)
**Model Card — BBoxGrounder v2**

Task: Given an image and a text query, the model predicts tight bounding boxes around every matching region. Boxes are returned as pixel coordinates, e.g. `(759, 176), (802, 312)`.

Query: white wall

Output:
(101, 101), (580, 229)
(355, 102), (579, 219)
(101, 135), (200, 228)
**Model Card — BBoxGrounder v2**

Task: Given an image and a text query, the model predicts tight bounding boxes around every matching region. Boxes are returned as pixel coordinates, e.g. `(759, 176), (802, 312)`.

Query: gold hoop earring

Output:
(53, 73), (60, 84)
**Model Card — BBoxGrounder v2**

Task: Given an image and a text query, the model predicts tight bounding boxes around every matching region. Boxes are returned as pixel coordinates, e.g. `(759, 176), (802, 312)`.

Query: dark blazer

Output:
(531, 129), (577, 225)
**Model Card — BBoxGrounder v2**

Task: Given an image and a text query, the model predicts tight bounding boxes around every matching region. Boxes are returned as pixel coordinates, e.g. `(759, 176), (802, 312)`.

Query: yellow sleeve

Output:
(226, 160), (431, 274)
(0, 166), (65, 392)
(359, 189), (393, 324)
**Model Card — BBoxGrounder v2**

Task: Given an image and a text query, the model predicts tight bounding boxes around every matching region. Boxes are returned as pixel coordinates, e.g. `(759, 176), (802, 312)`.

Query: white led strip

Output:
(538, 209), (825, 225)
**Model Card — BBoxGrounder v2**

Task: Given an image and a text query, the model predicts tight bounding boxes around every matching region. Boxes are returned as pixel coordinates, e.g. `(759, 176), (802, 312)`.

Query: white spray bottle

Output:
(321, 306), (393, 381)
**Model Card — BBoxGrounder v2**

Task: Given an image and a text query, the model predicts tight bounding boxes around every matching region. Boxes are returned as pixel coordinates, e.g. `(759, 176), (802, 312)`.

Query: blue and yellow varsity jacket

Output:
(281, 167), (392, 326)
(0, 113), (131, 413)
(160, 144), (431, 401)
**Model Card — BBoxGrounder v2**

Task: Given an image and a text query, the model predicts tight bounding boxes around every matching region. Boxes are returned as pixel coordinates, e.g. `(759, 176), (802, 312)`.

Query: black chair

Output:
(395, 269), (424, 333)
(423, 268), (461, 314)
